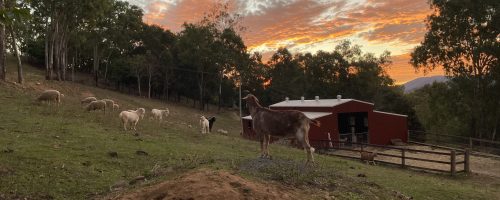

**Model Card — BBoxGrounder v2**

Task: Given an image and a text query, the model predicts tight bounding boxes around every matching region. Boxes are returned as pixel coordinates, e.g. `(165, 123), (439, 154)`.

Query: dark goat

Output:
(242, 94), (320, 163)
(208, 116), (216, 132)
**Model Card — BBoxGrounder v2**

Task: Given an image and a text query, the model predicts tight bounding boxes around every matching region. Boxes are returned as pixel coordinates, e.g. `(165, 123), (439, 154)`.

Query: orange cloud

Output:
(143, 0), (216, 32)
(129, 0), (439, 83)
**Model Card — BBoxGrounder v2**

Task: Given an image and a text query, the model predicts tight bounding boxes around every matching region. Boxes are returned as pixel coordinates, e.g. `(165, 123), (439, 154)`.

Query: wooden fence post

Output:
(401, 149), (406, 168)
(450, 150), (456, 176)
(464, 149), (470, 173)
(469, 137), (472, 150)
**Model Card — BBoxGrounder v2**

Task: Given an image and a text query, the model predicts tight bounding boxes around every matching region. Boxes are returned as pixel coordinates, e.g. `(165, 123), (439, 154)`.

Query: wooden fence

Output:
(312, 140), (470, 176)
(409, 130), (500, 157)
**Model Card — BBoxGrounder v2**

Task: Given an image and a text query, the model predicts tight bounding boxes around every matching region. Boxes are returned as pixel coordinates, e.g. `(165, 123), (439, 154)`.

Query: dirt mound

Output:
(107, 169), (303, 200)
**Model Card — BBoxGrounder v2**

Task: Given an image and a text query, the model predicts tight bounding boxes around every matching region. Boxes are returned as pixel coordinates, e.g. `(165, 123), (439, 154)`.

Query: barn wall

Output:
(245, 100), (408, 147)
(331, 101), (374, 143)
(369, 112), (408, 145)
(308, 115), (336, 148)
(271, 101), (375, 148)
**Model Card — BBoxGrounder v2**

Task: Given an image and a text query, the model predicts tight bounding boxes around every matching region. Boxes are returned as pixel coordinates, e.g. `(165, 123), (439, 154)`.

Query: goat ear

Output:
(242, 94), (250, 100)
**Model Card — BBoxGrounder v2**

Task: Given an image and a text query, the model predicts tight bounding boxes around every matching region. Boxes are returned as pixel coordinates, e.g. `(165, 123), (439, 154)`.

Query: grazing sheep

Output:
(151, 108), (169, 122)
(242, 94), (320, 163)
(360, 151), (377, 165)
(112, 103), (120, 111)
(36, 90), (63, 105)
(101, 99), (115, 110)
(119, 108), (146, 131)
(81, 97), (97, 105)
(85, 100), (106, 112)
(199, 116), (210, 134)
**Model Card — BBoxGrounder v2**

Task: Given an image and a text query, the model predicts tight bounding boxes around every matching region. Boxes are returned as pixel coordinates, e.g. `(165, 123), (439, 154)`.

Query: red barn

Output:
(241, 96), (408, 147)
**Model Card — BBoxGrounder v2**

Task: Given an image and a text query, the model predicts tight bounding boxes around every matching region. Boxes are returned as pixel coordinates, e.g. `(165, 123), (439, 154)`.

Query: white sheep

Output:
(85, 100), (106, 112)
(137, 108), (146, 119)
(119, 108), (146, 131)
(36, 90), (63, 105)
(102, 99), (115, 109)
(199, 116), (210, 134)
(151, 108), (169, 122)
(112, 103), (120, 111)
(81, 97), (97, 105)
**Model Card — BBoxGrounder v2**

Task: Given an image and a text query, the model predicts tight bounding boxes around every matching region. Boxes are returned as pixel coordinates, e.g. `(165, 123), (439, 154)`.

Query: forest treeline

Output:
(0, 0), (497, 140)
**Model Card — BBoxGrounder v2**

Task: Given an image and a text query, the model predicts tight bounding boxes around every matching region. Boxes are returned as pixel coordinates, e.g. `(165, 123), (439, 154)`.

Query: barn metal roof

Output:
(373, 110), (408, 117)
(269, 99), (374, 108)
(242, 112), (332, 120)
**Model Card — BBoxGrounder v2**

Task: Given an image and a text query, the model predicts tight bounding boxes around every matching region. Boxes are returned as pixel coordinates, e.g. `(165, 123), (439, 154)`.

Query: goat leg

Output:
(260, 135), (266, 158)
(265, 134), (271, 159)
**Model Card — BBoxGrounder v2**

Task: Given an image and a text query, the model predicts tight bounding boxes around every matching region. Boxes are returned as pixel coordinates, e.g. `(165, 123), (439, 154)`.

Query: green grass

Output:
(0, 61), (499, 199)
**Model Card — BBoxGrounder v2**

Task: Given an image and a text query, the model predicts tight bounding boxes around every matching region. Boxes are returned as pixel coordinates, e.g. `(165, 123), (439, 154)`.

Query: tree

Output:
(267, 48), (306, 102)
(0, 0), (5, 81)
(128, 54), (146, 96)
(0, 0), (30, 84)
(411, 0), (499, 139)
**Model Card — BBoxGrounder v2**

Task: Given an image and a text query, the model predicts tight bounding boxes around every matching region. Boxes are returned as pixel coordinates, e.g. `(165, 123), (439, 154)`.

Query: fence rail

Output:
(312, 140), (470, 176)
(409, 130), (500, 157)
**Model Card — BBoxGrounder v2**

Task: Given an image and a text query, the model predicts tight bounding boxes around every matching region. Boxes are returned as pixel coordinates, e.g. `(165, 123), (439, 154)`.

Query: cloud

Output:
(360, 22), (427, 44)
(142, 0), (215, 32)
(127, 0), (438, 83)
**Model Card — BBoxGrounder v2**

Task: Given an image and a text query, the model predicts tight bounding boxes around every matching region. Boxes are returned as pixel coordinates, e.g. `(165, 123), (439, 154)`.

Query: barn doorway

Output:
(338, 112), (369, 144)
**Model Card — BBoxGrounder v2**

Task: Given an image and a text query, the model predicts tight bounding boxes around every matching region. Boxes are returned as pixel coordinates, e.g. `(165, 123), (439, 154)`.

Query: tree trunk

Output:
(148, 65), (152, 99)
(199, 71), (204, 110)
(44, 21), (49, 80)
(71, 56), (75, 82)
(9, 26), (23, 84)
(136, 71), (141, 97)
(62, 36), (68, 81)
(104, 50), (112, 84)
(218, 72), (223, 112)
(163, 68), (169, 101)
(48, 22), (55, 81)
(0, 0), (5, 81)
(54, 20), (61, 81)
(93, 44), (99, 87)
(0, 2), (5, 81)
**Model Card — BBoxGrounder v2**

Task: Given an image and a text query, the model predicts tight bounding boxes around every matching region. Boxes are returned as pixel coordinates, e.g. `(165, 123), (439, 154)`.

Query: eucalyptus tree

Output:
(411, 0), (499, 139)
(0, 0), (5, 81)
(0, 0), (30, 84)
(176, 23), (218, 109)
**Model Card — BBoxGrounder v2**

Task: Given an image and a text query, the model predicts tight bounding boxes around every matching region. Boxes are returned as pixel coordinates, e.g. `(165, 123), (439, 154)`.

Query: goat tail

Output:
(310, 119), (321, 127)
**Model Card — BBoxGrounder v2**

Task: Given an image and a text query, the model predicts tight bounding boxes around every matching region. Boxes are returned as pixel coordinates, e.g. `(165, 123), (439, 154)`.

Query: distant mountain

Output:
(403, 75), (447, 93)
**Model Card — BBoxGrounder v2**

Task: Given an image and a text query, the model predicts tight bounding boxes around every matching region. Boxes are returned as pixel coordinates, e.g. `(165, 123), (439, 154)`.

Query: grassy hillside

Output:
(1, 61), (499, 199)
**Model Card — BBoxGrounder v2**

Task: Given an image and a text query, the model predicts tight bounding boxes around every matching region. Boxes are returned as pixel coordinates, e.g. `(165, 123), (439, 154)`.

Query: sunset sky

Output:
(126, 0), (445, 84)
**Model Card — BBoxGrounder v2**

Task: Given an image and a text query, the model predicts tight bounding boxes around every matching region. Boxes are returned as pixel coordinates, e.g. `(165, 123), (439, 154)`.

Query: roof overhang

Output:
(242, 112), (332, 120)
(373, 110), (408, 117)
